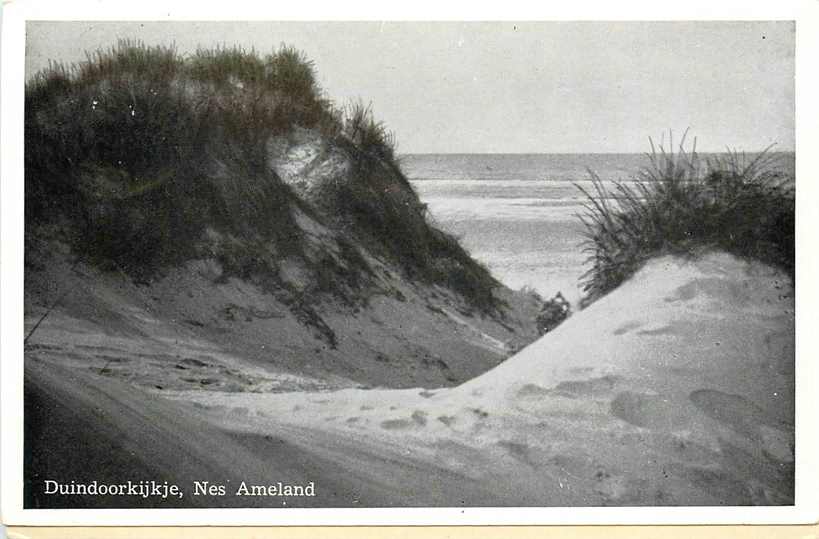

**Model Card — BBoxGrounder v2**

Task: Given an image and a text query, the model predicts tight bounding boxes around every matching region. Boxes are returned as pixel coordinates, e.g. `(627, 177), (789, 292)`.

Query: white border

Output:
(2, 0), (818, 527)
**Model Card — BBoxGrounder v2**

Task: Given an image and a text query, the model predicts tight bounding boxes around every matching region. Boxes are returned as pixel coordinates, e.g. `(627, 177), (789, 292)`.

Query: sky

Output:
(25, 21), (795, 154)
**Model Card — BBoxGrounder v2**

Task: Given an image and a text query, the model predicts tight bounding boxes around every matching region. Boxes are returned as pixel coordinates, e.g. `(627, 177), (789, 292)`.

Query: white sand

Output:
(167, 252), (794, 505)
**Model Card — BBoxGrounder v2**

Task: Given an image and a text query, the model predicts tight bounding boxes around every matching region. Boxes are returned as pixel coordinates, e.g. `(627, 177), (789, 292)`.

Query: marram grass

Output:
(577, 131), (794, 305)
(25, 40), (501, 314)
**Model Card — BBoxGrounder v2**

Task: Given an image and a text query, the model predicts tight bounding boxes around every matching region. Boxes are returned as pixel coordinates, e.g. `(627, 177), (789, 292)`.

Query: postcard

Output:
(2, 0), (818, 528)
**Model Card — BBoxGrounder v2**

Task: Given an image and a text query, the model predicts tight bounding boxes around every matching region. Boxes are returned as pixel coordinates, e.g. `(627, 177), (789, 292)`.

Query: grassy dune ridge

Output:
(25, 40), (501, 314)
(577, 133), (795, 305)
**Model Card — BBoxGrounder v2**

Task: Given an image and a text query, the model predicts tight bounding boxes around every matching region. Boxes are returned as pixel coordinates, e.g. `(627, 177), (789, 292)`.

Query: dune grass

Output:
(25, 41), (394, 270)
(342, 101), (397, 163)
(577, 132), (795, 304)
(26, 40), (500, 313)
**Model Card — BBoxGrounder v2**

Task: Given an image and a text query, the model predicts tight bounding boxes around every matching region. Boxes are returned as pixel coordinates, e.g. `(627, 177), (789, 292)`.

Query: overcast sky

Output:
(25, 21), (794, 154)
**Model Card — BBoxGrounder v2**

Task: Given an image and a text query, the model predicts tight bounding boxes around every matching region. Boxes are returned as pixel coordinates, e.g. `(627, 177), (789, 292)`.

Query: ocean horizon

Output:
(403, 152), (795, 305)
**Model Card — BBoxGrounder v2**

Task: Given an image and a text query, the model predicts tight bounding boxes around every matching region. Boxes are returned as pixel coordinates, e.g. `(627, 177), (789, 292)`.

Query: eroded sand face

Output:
(166, 253), (794, 506)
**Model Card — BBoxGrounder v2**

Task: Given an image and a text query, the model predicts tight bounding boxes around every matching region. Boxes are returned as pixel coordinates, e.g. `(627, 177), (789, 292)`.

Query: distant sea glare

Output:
(403, 153), (795, 306)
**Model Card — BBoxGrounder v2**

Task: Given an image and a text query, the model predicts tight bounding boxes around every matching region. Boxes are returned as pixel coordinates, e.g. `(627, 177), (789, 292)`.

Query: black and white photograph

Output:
(2, 0), (817, 527)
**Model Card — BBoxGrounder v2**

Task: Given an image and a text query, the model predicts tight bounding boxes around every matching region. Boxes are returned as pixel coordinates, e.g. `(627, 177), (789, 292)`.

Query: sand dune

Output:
(163, 252), (795, 506)
(25, 252), (794, 507)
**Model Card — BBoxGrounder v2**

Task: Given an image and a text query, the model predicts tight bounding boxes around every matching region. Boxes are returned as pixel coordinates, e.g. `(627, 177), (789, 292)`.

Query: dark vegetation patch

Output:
(577, 132), (794, 305)
(26, 40), (502, 319)
(26, 42), (320, 281)
(535, 292), (571, 334)
(328, 107), (503, 313)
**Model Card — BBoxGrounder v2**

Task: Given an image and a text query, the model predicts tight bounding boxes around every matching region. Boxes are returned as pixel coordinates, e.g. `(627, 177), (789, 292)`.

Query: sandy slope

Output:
(24, 252), (794, 507)
(24, 239), (540, 392)
(164, 252), (795, 506)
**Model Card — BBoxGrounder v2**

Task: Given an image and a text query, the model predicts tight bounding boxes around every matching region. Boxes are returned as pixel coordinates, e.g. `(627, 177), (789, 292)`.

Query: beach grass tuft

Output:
(577, 131), (794, 304)
(342, 101), (397, 163)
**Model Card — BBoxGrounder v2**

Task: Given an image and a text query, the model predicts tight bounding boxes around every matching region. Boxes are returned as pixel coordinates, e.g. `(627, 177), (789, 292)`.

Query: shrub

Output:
(536, 292), (571, 334)
(576, 131), (794, 304)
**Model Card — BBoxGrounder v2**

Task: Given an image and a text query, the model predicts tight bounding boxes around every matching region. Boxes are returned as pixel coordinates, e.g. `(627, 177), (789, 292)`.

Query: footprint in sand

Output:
(517, 376), (620, 400)
(689, 388), (793, 461)
(664, 278), (750, 307)
(380, 410), (429, 430)
(689, 389), (770, 432)
(496, 440), (537, 467)
(610, 391), (676, 429)
(380, 418), (413, 430)
(437, 415), (456, 427)
(613, 321), (642, 335)
(411, 410), (428, 426)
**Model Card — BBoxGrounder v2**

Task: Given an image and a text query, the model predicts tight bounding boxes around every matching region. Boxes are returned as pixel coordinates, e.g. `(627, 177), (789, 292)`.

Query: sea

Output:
(402, 152), (795, 306)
